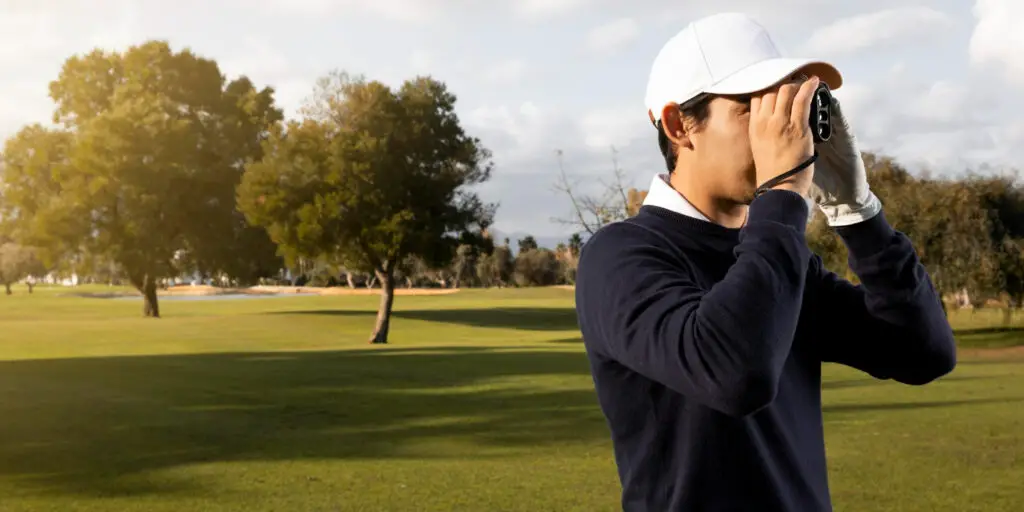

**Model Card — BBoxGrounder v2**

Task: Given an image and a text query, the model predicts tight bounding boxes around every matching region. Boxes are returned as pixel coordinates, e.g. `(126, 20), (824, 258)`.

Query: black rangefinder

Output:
(809, 82), (832, 144)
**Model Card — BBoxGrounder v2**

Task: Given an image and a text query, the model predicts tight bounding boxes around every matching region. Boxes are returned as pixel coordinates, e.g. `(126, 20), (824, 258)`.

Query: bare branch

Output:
(551, 149), (602, 235)
(610, 146), (630, 211)
(551, 147), (638, 235)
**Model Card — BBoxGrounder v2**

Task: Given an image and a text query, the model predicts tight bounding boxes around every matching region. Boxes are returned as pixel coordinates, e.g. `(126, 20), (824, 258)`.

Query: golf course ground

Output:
(0, 285), (1021, 511)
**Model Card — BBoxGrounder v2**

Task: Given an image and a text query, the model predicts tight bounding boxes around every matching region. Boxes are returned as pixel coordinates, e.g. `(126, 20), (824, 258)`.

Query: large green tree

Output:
(0, 41), (282, 316)
(238, 72), (495, 343)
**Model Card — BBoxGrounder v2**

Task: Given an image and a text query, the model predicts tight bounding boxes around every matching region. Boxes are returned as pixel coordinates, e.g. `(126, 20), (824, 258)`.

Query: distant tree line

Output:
(806, 154), (1024, 322)
(560, 150), (1024, 322)
(283, 231), (584, 290)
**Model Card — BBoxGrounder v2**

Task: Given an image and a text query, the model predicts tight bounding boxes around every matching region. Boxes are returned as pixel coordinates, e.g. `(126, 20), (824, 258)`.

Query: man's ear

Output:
(660, 103), (693, 150)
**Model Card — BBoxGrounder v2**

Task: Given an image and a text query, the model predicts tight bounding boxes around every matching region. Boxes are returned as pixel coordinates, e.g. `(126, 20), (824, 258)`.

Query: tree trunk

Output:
(369, 269), (395, 344)
(4, 283), (11, 295)
(140, 274), (160, 318)
(27, 282), (34, 294)
(346, 271), (355, 289)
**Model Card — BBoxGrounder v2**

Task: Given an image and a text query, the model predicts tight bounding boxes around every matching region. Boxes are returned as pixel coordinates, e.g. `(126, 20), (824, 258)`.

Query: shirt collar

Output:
(641, 173), (710, 222)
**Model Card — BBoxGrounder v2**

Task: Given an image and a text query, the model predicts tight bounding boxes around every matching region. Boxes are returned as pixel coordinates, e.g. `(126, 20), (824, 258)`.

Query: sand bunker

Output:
(67, 284), (460, 298)
(252, 285), (459, 296)
(162, 285), (459, 297)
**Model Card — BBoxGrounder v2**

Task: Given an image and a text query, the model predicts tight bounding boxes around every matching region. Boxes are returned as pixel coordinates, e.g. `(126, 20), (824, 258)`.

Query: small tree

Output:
(0, 243), (45, 295)
(517, 235), (538, 254)
(568, 233), (584, 257)
(477, 245), (514, 288)
(514, 248), (560, 287)
(451, 244), (478, 288)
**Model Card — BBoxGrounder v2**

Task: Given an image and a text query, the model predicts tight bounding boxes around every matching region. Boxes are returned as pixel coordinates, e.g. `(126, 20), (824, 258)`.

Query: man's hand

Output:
(749, 76), (820, 197)
(809, 96), (882, 226)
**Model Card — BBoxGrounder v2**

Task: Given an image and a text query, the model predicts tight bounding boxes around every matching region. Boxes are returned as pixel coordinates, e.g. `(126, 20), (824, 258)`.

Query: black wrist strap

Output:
(754, 151), (818, 198)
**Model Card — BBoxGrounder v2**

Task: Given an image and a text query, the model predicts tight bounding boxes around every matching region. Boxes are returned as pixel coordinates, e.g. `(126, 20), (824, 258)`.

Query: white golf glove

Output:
(810, 96), (882, 227)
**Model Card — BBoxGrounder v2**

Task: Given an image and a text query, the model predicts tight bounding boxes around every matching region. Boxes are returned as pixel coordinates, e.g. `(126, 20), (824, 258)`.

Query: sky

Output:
(1, 0), (1022, 241)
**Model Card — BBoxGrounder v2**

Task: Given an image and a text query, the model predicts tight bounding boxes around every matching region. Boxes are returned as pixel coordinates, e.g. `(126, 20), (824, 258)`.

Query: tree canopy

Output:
(0, 40), (282, 316)
(238, 71), (495, 343)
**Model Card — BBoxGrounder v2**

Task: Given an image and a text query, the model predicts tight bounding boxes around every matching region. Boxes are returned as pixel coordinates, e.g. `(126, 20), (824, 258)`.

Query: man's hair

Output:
(656, 94), (714, 172)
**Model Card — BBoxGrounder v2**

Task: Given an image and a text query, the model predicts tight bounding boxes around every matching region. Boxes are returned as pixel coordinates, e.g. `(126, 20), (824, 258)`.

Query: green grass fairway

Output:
(0, 286), (1021, 511)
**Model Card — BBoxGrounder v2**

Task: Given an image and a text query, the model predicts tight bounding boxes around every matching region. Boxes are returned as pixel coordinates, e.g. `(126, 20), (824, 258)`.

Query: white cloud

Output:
(256, 0), (446, 23)
(513, 0), (590, 19)
(0, 0), (153, 138)
(482, 59), (529, 83)
(888, 127), (1012, 173)
(220, 38), (294, 79)
(273, 79), (316, 120)
(652, 0), (918, 32)
(579, 107), (650, 150)
(586, 17), (640, 54)
(85, 1), (147, 51)
(803, 7), (954, 56)
(904, 81), (969, 123)
(831, 69), (1024, 174)
(465, 102), (561, 167)
(409, 49), (433, 73)
(969, 0), (1024, 84)
(0, 11), (64, 65)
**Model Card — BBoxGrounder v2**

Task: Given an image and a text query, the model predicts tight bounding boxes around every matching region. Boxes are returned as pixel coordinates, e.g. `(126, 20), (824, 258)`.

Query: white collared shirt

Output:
(641, 173), (710, 221)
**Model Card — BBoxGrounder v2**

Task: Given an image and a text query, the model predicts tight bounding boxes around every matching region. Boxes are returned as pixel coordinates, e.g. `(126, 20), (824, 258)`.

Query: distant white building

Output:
(38, 272), (79, 286)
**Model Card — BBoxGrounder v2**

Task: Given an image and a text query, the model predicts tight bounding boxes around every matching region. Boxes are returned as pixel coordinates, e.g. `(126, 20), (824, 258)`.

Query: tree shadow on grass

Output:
(956, 326), (1024, 335)
(821, 378), (879, 390)
(270, 307), (580, 331)
(955, 326), (1024, 349)
(5, 343), (1015, 500)
(823, 396), (1024, 415)
(548, 336), (583, 343)
(957, 358), (1024, 366)
(0, 347), (603, 498)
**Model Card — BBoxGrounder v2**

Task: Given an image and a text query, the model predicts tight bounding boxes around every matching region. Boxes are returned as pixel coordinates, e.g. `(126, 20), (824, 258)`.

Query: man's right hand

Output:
(749, 76), (819, 197)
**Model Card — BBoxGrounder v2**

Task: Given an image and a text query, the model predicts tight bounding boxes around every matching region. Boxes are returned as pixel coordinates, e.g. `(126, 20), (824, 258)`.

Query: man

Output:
(574, 12), (957, 512)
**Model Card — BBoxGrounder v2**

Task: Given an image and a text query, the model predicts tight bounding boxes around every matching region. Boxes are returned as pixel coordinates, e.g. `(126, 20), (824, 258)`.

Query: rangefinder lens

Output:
(809, 82), (832, 144)
(818, 123), (832, 141)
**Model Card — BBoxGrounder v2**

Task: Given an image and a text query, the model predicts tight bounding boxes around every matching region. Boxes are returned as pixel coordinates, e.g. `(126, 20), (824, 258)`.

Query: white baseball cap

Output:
(645, 12), (843, 125)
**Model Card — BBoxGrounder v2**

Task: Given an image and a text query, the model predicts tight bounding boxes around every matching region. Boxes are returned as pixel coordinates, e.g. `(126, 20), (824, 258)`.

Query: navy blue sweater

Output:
(575, 190), (956, 511)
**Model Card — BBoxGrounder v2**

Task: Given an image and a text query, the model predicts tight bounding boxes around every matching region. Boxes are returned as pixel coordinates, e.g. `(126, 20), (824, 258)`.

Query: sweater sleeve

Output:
(575, 190), (812, 418)
(813, 211), (957, 384)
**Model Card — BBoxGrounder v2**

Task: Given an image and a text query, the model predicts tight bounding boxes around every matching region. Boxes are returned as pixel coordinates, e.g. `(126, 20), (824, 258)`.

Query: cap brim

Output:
(705, 58), (843, 96)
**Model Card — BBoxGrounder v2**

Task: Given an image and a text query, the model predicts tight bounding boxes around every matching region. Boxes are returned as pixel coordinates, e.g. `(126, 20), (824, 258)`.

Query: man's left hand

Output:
(810, 96), (882, 226)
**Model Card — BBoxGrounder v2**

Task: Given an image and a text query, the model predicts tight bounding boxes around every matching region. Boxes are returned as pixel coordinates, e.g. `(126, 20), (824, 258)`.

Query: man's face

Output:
(688, 95), (757, 204)
(671, 75), (809, 205)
